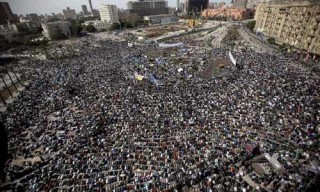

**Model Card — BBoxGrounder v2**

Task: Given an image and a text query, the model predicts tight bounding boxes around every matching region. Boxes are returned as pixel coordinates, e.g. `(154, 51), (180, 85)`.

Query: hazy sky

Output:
(3, 0), (231, 15)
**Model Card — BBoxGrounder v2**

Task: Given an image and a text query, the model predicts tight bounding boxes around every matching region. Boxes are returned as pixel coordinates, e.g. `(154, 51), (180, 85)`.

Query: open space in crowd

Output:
(0, 30), (319, 192)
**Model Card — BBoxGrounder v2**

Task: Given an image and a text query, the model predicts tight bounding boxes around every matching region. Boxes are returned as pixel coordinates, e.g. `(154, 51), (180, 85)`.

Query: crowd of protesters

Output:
(0, 34), (319, 192)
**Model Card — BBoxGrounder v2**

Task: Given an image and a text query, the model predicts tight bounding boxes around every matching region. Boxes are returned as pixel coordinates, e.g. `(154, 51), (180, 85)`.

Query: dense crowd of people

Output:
(0, 33), (319, 192)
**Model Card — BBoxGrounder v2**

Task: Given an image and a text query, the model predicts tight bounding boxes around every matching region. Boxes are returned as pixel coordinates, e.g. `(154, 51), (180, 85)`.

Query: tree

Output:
(124, 22), (133, 28)
(84, 24), (96, 32)
(111, 23), (121, 30)
(267, 37), (276, 44)
(51, 26), (68, 40)
(246, 20), (256, 31)
(70, 24), (83, 36)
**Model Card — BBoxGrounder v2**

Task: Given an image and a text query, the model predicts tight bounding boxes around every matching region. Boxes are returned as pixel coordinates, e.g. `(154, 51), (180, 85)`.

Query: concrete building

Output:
(82, 5), (90, 15)
(185, 0), (209, 13)
(0, 2), (15, 25)
(144, 14), (178, 25)
(202, 8), (254, 20)
(92, 9), (100, 17)
(247, 0), (266, 8)
(255, 0), (320, 54)
(88, 0), (94, 16)
(83, 20), (111, 31)
(62, 7), (77, 20)
(99, 5), (119, 24)
(127, 0), (169, 17)
(176, 0), (180, 11)
(41, 21), (71, 40)
(180, 2), (185, 12)
(0, 23), (18, 42)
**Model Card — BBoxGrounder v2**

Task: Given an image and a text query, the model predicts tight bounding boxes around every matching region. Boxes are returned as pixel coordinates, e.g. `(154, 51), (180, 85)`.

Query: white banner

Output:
(229, 51), (237, 65)
(159, 42), (184, 48)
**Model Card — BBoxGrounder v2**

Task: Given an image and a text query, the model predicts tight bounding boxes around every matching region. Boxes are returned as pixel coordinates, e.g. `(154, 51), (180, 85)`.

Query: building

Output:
(176, 0), (180, 11)
(179, 2), (185, 12)
(255, 0), (320, 54)
(185, 0), (209, 13)
(218, 2), (226, 9)
(233, 0), (248, 8)
(99, 5), (119, 24)
(84, 20), (111, 31)
(92, 9), (100, 17)
(0, 23), (18, 42)
(127, 0), (169, 17)
(202, 8), (254, 20)
(88, 0), (94, 16)
(62, 7), (77, 20)
(41, 21), (71, 40)
(246, 0), (266, 8)
(0, 2), (15, 25)
(82, 5), (90, 15)
(144, 14), (178, 25)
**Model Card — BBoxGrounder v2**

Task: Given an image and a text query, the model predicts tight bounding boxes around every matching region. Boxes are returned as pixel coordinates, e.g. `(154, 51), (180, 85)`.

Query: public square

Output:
(0, 24), (319, 192)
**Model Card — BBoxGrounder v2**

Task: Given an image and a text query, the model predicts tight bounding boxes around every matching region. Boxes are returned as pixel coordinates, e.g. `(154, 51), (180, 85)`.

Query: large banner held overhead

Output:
(229, 51), (237, 66)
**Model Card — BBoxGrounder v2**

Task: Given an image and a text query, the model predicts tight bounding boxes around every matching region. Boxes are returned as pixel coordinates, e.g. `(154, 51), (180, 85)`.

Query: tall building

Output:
(127, 0), (169, 17)
(99, 5), (119, 24)
(0, 2), (15, 25)
(82, 5), (89, 15)
(62, 7), (77, 20)
(185, 0), (209, 13)
(179, 2), (185, 12)
(88, 0), (94, 16)
(255, 0), (320, 54)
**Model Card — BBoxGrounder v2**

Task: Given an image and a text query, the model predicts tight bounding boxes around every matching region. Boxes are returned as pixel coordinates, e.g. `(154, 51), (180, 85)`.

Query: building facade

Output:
(41, 21), (71, 40)
(202, 8), (254, 20)
(63, 7), (77, 20)
(185, 0), (209, 13)
(127, 0), (169, 17)
(0, 23), (18, 42)
(88, 0), (94, 16)
(255, 0), (320, 54)
(143, 14), (178, 25)
(99, 5), (119, 24)
(82, 5), (89, 15)
(84, 20), (111, 31)
(0, 2), (15, 25)
(246, 0), (266, 8)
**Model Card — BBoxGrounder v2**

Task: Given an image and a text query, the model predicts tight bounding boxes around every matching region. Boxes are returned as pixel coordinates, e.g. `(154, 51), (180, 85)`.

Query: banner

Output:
(229, 51), (237, 65)
(159, 42), (184, 48)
